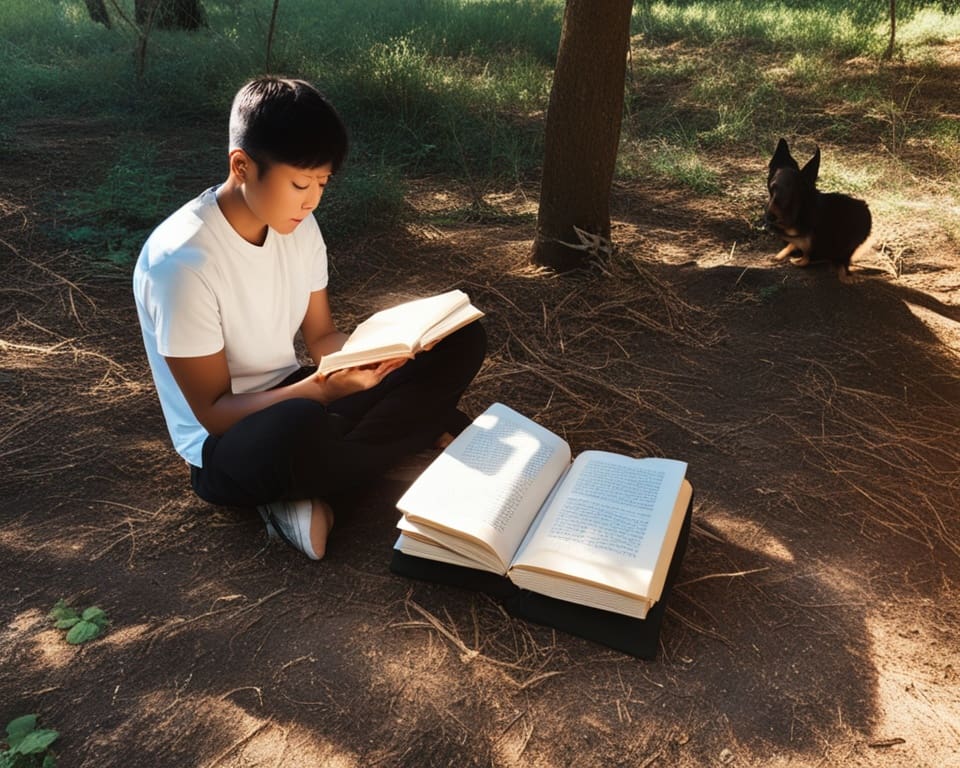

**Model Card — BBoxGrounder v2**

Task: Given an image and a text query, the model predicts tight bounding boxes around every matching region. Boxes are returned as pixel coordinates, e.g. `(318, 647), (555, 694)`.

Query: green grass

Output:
(632, 1), (881, 55)
(619, 137), (723, 195)
(2, 0), (958, 260)
(898, 6), (960, 47)
(56, 142), (178, 266)
(316, 160), (407, 243)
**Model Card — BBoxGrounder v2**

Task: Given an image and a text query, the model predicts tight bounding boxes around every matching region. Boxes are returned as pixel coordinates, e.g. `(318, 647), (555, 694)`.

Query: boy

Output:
(133, 76), (485, 560)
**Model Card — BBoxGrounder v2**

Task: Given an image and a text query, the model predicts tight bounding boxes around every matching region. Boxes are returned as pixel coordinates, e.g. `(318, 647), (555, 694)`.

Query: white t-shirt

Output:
(133, 186), (329, 467)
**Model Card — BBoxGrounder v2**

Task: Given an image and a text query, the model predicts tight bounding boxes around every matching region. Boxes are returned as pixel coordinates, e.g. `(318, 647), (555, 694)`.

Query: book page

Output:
(510, 452), (687, 598)
(393, 532), (496, 572)
(395, 516), (504, 573)
(318, 290), (472, 373)
(419, 303), (485, 348)
(395, 403), (572, 571)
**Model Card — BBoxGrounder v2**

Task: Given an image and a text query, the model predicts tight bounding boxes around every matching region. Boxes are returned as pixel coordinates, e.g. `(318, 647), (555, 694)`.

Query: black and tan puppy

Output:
(765, 138), (871, 279)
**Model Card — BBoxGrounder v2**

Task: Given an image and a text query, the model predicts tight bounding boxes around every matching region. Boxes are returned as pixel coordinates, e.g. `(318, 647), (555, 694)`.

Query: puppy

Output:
(765, 138), (871, 279)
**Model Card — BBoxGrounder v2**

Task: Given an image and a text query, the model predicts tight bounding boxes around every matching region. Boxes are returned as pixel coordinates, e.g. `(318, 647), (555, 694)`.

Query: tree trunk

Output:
(531, 0), (634, 272)
(135, 0), (207, 30)
(265, 0), (281, 72)
(84, 0), (111, 28)
(883, 0), (897, 60)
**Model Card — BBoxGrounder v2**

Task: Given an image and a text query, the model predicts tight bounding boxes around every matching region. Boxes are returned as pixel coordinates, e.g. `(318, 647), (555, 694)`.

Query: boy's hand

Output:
(313, 357), (409, 402)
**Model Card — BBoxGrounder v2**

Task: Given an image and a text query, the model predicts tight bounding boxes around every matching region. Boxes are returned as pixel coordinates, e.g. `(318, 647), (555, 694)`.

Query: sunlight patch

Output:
(904, 301), (960, 357)
(99, 622), (152, 650)
(1, 609), (79, 672)
(86, 691), (363, 766)
(706, 508), (795, 564)
(865, 609), (960, 766)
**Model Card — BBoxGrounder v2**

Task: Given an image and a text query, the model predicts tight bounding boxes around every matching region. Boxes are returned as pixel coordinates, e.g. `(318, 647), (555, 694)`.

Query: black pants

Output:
(190, 321), (486, 508)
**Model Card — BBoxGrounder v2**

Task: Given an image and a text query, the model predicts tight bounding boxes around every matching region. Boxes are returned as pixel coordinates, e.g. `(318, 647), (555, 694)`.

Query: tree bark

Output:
(135, 0), (207, 30)
(883, 0), (897, 60)
(531, 0), (634, 271)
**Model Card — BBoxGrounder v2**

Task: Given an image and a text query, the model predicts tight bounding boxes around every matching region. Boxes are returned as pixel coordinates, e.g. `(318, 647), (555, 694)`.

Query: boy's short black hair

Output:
(228, 76), (349, 174)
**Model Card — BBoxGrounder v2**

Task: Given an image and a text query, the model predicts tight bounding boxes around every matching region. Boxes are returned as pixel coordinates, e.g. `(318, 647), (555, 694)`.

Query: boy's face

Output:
(242, 158), (333, 236)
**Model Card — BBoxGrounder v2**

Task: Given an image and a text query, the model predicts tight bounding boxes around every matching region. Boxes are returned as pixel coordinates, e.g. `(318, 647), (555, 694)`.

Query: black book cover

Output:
(389, 490), (694, 659)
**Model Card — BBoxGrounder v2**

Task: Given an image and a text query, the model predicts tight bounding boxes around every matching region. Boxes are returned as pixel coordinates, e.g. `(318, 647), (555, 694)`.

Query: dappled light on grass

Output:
(633, 1), (885, 55)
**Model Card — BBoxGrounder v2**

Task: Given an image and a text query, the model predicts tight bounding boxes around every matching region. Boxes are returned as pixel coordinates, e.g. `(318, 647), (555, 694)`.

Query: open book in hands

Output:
(317, 289), (483, 375)
(394, 403), (692, 620)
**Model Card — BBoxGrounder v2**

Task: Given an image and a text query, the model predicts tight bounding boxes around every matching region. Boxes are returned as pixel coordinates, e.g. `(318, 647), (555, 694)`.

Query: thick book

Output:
(389, 403), (694, 658)
(318, 289), (483, 375)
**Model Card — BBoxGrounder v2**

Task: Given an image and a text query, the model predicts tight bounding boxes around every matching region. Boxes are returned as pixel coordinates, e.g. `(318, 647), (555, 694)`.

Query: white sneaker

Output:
(257, 499), (321, 560)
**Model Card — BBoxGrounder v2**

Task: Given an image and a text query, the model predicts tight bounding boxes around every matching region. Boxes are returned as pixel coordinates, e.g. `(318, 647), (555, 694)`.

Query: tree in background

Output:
(884, 0), (899, 59)
(84, 0), (111, 28)
(134, 0), (206, 30)
(84, 0), (207, 31)
(531, 0), (633, 272)
(882, 0), (960, 59)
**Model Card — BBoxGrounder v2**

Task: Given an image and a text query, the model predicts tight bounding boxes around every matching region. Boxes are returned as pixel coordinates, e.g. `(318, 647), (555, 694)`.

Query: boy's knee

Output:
(268, 399), (343, 444)
(450, 319), (487, 368)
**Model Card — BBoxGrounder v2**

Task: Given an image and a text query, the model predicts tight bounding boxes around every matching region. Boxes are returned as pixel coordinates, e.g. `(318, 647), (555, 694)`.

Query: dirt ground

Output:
(2, 84), (959, 767)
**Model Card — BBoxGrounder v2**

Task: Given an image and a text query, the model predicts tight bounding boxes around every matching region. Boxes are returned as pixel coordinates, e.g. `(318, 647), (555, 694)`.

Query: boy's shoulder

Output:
(138, 188), (223, 268)
(150, 187), (219, 244)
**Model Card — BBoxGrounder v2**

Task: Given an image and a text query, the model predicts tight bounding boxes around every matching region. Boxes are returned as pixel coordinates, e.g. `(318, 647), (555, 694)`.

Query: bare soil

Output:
(2, 73), (959, 768)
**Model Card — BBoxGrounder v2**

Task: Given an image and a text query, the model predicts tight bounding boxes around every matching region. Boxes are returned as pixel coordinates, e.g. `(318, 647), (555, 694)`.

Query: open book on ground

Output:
(390, 403), (694, 657)
(318, 289), (483, 375)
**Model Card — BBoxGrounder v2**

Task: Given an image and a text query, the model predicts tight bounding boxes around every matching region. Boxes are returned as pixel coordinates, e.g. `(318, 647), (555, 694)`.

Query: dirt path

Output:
(1, 129), (958, 767)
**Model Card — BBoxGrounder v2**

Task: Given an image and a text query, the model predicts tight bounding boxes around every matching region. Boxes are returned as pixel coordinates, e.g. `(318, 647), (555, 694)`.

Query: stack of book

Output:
(389, 402), (693, 659)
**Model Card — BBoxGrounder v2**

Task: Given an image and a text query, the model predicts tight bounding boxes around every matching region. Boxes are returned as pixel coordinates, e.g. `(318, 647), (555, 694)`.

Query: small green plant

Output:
(48, 599), (109, 645)
(1, 715), (58, 768)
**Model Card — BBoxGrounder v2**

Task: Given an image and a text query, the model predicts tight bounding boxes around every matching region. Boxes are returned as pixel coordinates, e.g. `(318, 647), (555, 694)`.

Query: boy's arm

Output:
(165, 346), (402, 437)
(300, 289), (348, 363)
(165, 350), (318, 437)
(300, 288), (409, 375)
(165, 290), (415, 439)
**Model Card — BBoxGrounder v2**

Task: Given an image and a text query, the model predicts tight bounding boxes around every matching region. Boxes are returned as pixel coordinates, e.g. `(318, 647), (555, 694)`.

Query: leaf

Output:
(80, 606), (105, 621)
(65, 620), (103, 644)
(81, 607), (108, 626)
(48, 601), (78, 623)
(5, 715), (37, 738)
(12, 729), (58, 755)
(54, 618), (80, 630)
(42, 754), (58, 768)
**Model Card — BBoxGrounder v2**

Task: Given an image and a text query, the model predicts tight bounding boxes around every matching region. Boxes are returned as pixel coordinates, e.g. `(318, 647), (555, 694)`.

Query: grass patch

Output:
(620, 138), (723, 195)
(316, 160), (408, 244)
(3, 0), (959, 263)
(632, 1), (881, 55)
(897, 7), (960, 49)
(55, 142), (177, 266)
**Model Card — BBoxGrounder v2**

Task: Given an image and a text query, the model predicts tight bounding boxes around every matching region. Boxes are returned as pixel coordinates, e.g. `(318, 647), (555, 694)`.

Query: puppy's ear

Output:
(801, 147), (821, 185)
(770, 138), (798, 172)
